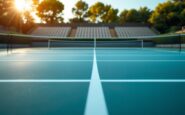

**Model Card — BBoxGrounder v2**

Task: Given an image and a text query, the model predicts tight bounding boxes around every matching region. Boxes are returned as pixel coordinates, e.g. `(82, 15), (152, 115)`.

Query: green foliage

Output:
(87, 2), (105, 23)
(154, 35), (180, 44)
(149, 0), (185, 33)
(71, 0), (88, 22)
(69, 17), (88, 23)
(101, 5), (119, 23)
(138, 7), (152, 23)
(0, 0), (184, 34)
(21, 11), (35, 33)
(87, 2), (118, 23)
(37, 0), (64, 24)
(119, 7), (152, 24)
(119, 9), (139, 24)
(172, 0), (185, 2)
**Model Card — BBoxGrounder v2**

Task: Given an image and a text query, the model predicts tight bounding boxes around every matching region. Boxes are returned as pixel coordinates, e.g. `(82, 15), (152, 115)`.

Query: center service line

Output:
(84, 49), (109, 115)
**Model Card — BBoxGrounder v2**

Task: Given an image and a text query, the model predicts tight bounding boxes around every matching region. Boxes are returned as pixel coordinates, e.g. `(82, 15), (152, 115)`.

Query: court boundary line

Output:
(6, 52), (185, 56)
(0, 60), (185, 62)
(10, 52), (94, 54)
(99, 55), (185, 56)
(101, 79), (185, 83)
(0, 79), (185, 83)
(0, 79), (90, 83)
(97, 60), (185, 62)
(148, 48), (182, 53)
(0, 60), (93, 62)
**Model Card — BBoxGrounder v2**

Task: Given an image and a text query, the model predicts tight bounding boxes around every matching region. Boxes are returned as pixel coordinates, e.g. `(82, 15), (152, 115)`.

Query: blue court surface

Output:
(0, 48), (185, 115)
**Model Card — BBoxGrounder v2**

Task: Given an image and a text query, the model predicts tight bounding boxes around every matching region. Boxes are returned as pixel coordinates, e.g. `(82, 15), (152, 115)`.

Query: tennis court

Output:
(0, 47), (185, 115)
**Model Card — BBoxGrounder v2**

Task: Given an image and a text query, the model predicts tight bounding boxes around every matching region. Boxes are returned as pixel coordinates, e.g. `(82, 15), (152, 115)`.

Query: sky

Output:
(59, 0), (166, 22)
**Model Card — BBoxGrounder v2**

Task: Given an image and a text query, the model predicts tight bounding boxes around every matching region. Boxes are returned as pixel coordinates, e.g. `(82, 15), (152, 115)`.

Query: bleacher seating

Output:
(115, 27), (156, 38)
(31, 27), (71, 37)
(75, 27), (112, 38)
(29, 25), (158, 38)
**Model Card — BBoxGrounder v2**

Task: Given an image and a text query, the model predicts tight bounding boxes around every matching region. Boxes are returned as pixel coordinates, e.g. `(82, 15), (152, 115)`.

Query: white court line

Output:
(96, 48), (184, 52)
(98, 53), (185, 56)
(9, 53), (81, 55)
(0, 79), (185, 83)
(0, 79), (90, 83)
(8, 52), (185, 56)
(0, 60), (93, 62)
(97, 60), (185, 62)
(0, 52), (11, 56)
(102, 79), (185, 83)
(0, 60), (185, 62)
(148, 48), (184, 54)
(11, 52), (94, 55)
(84, 49), (108, 115)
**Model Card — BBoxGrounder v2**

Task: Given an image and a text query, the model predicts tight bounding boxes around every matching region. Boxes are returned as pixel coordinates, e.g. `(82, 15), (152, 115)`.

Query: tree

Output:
(37, 0), (64, 24)
(119, 10), (128, 24)
(172, 0), (185, 2)
(87, 2), (118, 23)
(21, 11), (35, 33)
(86, 2), (105, 23)
(119, 7), (152, 24)
(71, 0), (88, 22)
(32, 0), (39, 5)
(149, 0), (185, 33)
(0, 0), (37, 33)
(138, 7), (152, 23)
(101, 5), (119, 23)
(119, 9), (140, 24)
(69, 17), (89, 23)
(19, 0), (37, 33)
(0, 0), (22, 29)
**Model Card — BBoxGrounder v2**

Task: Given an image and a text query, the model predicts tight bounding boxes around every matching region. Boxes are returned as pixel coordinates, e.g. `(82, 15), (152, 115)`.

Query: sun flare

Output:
(15, 0), (32, 12)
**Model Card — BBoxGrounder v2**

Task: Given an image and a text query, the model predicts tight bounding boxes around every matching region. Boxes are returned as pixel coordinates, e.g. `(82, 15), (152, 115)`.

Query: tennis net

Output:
(0, 33), (185, 51)
(48, 38), (144, 48)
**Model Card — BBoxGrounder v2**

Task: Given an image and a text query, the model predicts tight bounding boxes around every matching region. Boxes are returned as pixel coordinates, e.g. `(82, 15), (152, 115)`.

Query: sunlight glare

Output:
(15, 0), (32, 12)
